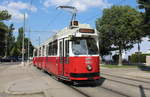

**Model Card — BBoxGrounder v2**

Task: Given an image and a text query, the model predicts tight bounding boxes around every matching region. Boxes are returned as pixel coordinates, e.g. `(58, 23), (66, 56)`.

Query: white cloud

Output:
(0, 1), (37, 22)
(44, 0), (70, 7)
(8, 1), (37, 12)
(43, 0), (111, 12)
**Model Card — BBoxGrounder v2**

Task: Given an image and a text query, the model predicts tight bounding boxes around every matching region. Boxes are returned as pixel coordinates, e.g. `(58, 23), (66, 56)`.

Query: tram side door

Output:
(58, 39), (69, 76)
(59, 39), (64, 75)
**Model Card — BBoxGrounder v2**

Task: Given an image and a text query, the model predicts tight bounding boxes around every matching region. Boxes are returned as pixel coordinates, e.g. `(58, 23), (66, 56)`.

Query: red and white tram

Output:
(33, 21), (100, 83)
(33, 6), (100, 84)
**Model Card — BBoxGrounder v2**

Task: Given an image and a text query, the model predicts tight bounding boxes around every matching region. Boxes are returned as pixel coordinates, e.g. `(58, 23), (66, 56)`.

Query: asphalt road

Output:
(0, 62), (150, 97)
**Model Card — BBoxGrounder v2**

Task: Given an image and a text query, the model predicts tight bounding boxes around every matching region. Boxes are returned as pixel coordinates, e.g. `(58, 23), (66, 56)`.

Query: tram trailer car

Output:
(33, 21), (100, 83)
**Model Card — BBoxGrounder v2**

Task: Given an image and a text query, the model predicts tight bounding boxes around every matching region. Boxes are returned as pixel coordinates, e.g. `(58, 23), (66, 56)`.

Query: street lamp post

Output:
(27, 28), (30, 64)
(21, 13), (26, 65)
(4, 31), (8, 58)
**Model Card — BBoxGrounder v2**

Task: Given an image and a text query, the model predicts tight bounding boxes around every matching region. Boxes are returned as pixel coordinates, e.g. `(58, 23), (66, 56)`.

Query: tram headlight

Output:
(87, 64), (92, 71)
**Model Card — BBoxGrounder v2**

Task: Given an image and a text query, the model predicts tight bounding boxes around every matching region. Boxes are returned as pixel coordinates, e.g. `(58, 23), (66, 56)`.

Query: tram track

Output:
(97, 86), (130, 97)
(98, 73), (150, 97)
(68, 85), (131, 97)
(65, 72), (150, 97)
(69, 86), (91, 97)
(101, 73), (150, 90)
(101, 73), (150, 84)
(65, 79), (131, 97)
(105, 77), (150, 90)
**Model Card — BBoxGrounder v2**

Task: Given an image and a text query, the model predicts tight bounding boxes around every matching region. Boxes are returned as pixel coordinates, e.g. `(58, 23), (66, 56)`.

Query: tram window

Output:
(35, 50), (37, 57)
(48, 41), (58, 56)
(72, 39), (88, 55)
(46, 46), (49, 56)
(48, 43), (52, 56)
(65, 40), (69, 57)
(42, 46), (45, 56)
(87, 39), (98, 54)
(72, 38), (98, 55)
(37, 49), (39, 56)
(39, 47), (41, 56)
(59, 41), (62, 57)
(53, 41), (58, 55)
(51, 44), (54, 55)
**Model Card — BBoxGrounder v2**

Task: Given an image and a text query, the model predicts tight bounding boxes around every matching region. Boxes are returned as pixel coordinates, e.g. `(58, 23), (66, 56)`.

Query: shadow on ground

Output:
(139, 85), (146, 97)
(63, 77), (106, 87)
(138, 66), (150, 71)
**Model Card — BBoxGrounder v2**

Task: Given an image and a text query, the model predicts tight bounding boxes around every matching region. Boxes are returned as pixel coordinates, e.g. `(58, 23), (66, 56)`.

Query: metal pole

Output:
(28, 29), (30, 59)
(138, 41), (141, 64)
(4, 31), (8, 58)
(27, 28), (30, 64)
(39, 35), (40, 46)
(21, 13), (25, 65)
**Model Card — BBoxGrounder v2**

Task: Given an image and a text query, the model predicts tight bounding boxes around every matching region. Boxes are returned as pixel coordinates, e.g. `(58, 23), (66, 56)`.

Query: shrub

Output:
(129, 53), (150, 63)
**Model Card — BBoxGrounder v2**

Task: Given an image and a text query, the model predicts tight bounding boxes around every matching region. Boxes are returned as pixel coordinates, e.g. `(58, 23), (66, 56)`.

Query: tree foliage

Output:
(0, 22), (8, 56)
(0, 10), (12, 57)
(138, 0), (150, 35)
(11, 27), (34, 58)
(0, 10), (34, 59)
(96, 5), (143, 65)
(0, 10), (11, 21)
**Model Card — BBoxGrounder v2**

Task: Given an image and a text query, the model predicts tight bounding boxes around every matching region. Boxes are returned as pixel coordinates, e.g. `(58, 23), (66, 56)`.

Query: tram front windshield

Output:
(72, 38), (98, 55)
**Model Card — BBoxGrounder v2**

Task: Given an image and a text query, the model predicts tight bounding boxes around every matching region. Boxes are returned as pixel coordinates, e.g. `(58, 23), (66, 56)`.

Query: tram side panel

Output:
(38, 57), (42, 68)
(33, 57), (36, 66)
(42, 57), (47, 70)
(46, 57), (59, 75)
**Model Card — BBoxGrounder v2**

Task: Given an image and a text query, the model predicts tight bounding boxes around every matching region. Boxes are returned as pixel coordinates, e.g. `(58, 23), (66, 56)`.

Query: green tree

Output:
(0, 22), (8, 57)
(24, 38), (34, 58)
(0, 10), (11, 21)
(96, 5), (143, 66)
(11, 27), (24, 57)
(138, 0), (150, 35)
(97, 32), (112, 59)
(10, 43), (21, 57)
(17, 27), (24, 51)
(11, 27), (34, 58)
(0, 10), (11, 57)
(6, 24), (15, 56)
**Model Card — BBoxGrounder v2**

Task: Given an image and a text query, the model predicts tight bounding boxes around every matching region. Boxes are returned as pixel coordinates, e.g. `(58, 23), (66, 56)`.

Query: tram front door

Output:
(58, 39), (69, 76)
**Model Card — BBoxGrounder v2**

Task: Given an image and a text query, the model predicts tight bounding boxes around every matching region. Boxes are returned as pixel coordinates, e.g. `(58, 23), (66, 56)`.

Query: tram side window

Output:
(65, 40), (69, 57)
(48, 43), (52, 56)
(46, 46), (49, 56)
(48, 41), (58, 56)
(39, 47), (41, 56)
(35, 50), (37, 57)
(53, 41), (58, 55)
(59, 41), (62, 57)
(42, 46), (45, 56)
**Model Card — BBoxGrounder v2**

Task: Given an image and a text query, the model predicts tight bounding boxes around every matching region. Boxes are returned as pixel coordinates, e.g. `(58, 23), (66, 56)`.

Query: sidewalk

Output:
(0, 63), (84, 97)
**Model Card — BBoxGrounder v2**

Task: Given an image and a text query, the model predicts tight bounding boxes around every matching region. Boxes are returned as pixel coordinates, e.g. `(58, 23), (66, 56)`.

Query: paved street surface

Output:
(0, 62), (150, 97)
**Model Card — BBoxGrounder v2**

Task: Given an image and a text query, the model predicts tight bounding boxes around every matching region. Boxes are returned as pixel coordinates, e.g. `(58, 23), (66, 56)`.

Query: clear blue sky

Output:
(0, 0), (149, 57)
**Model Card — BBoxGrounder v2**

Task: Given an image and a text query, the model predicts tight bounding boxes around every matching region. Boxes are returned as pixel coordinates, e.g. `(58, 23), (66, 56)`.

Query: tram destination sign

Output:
(79, 29), (95, 33)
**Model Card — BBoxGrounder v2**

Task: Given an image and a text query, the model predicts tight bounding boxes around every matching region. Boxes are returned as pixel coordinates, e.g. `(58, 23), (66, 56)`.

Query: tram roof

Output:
(36, 23), (97, 48)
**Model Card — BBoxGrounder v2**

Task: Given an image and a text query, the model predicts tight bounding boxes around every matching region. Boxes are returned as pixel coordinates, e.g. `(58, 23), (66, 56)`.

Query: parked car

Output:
(1, 56), (18, 62)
